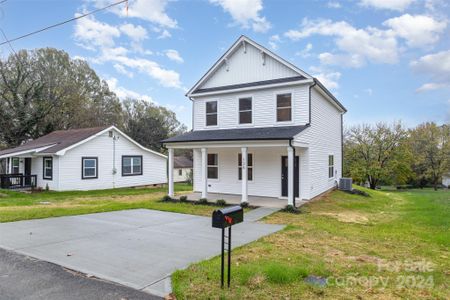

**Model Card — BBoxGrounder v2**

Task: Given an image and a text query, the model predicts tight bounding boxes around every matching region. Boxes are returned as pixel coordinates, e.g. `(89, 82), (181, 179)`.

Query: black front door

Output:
(24, 158), (32, 186)
(281, 156), (299, 197)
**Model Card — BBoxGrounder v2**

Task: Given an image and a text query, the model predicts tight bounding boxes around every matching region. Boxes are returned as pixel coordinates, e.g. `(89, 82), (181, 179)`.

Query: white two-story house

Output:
(163, 36), (346, 206)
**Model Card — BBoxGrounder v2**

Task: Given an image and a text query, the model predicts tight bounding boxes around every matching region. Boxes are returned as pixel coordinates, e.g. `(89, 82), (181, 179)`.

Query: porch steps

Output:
(245, 207), (280, 222)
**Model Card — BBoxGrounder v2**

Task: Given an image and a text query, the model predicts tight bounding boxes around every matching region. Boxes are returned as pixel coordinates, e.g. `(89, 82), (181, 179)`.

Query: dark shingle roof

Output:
(174, 156), (193, 168)
(192, 76), (306, 95)
(163, 125), (309, 143)
(0, 126), (109, 157)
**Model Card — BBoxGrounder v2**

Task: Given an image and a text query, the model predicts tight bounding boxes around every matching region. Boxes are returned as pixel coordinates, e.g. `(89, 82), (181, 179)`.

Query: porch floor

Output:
(177, 192), (307, 208)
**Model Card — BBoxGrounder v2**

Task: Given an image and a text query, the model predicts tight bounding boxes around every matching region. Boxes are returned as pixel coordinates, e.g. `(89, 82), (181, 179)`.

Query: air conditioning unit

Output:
(339, 178), (352, 191)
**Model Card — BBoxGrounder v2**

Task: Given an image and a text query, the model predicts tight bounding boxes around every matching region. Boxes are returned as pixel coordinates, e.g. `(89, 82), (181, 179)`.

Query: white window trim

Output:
(237, 95), (254, 126)
(122, 156), (143, 176)
(274, 91), (294, 124)
(207, 153), (219, 180)
(328, 154), (335, 179)
(43, 157), (53, 180)
(205, 100), (219, 127)
(11, 157), (20, 174)
(82, 157), (98, 179)
(238, 152), (254, 182)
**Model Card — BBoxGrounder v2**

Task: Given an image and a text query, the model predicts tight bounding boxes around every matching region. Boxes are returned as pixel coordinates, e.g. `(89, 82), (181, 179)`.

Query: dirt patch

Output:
(314, 212), (370, 224)
(0, 193), (7, 198)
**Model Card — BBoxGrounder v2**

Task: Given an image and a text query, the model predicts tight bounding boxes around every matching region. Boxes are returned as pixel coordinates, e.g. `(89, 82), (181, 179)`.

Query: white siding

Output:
(56, 129), (166, 191)
(193, 147), (302, 199)
(295, 88), (343, 199)
(174, 168), (191, 182)
(200, 42), (298, 89)
(193, 84), (309, 130)
(443, 176), (450, 187)
(32, 156), (59, 190)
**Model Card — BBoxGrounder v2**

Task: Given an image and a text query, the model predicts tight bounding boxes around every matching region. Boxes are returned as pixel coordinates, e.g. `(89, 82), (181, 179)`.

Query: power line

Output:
(0, 0), (128, 46)
(0, 28), (17, 56)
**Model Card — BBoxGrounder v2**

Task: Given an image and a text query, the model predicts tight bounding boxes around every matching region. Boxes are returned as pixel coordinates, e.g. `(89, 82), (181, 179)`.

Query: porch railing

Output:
(0, 174), (37, 189)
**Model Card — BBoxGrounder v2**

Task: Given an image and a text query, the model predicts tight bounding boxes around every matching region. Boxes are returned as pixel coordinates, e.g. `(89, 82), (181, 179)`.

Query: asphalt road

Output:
(0, 248), (161, 300)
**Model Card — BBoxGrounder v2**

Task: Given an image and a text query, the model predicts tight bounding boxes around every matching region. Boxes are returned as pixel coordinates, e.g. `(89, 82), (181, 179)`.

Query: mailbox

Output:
(212, 206), (244, 228)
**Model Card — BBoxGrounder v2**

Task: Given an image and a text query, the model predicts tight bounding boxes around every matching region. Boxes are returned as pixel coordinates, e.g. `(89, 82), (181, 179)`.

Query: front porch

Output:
(0, 156), (37, 190)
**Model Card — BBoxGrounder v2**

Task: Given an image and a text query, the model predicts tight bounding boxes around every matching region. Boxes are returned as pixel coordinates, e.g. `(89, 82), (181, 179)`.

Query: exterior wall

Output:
(174, 167), (192, 182)
(55, 129), (166, 191)
(193, 147), (301, 199)
(192, 84), (309, 130)
(443, 176), (450, 188)
(200, 42), (298, 89)
(295, 88), (343, 199)
(32, 155), (59, 190)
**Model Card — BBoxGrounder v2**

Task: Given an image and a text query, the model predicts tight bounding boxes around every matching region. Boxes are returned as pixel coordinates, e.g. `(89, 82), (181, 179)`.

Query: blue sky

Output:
(1, 0), (449, 128)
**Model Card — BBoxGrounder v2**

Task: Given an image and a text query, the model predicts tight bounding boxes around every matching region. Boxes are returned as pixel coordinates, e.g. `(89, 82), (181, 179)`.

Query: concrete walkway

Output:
(181, 192), (290, 208)
(245, 207), (280, 222)
(0, 209), (284, 297)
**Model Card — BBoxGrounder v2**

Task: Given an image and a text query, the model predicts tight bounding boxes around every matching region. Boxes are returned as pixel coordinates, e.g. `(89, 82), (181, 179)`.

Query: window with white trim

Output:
(122, 156), (142, 176)
(11, 157), (19, 174)
(178, 169), (182, 176)
(207, 153), (218, 179)
(238, 153), (253, 181)
(276, 93), (292, 122)
(239, 97), (252, 124)
(43, 157), (53, 180)
(82, 157), (98, 179)
(206, 101), (218, 126)
(328, 155), (334, 178)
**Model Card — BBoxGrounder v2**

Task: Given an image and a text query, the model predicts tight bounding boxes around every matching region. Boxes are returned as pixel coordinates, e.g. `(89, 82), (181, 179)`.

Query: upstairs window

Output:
(207, 153), (218, 179)
(43, 157), (53, 180)
(206, 101), (218, 126)
(82, 157), (98, 179)
(276, 93), (292, 122)
(238, 153), (253, 181)
(328, 155), (334, 178)
(122, 156), (143, 176)
(239, 97), (252, 124)
(11, 157), (19, 174)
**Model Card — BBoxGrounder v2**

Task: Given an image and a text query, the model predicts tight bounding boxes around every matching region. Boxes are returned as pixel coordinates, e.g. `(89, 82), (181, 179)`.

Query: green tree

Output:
(409, 122), (450, 190)
(344, 122), (412, 189)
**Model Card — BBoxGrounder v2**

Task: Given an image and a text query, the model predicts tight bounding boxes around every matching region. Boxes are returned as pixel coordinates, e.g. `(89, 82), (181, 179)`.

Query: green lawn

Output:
(0, 183), (219, 222)
(172, 188), (450, 299)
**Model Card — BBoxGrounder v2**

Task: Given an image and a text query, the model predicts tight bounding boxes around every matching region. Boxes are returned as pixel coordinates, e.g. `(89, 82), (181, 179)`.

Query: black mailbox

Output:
(212, 206), (244, 228)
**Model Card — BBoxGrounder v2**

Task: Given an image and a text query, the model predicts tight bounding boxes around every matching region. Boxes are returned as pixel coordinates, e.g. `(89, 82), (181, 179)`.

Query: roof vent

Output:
(109, 130), (113, 138)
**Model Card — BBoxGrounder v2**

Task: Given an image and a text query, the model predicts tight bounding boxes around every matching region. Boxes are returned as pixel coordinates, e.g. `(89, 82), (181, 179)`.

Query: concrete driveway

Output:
(0, 209), (283, 297)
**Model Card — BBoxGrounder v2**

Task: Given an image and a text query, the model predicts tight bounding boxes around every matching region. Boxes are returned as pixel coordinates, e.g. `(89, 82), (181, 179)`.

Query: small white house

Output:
(163, 36), (346, 206)
(0, 126), (167, 191)
(443, 174), (450, 188)
(173, 156), (193, 182)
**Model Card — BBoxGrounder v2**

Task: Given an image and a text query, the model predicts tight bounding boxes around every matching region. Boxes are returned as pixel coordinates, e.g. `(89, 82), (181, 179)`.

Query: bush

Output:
(240, 201), (249, 208)
(198, 198), (208, 204)
(346, 188), (370, 197)
(161, 195), (172, 202)
(179, 195), (188, 202)
(216, 199), (226, 206)
(282, 204), (301, 214)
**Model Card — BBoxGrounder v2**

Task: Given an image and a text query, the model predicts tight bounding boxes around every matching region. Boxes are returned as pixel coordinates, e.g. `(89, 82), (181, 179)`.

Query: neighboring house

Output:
(174, 156), (193, 182)
(163, 36), (346, 206)
(0, 126), (167, 191)
(443, 173), (450, 188)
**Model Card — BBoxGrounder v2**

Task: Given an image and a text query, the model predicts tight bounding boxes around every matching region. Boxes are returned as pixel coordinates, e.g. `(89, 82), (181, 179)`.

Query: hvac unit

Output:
(339, 178), (353, 191)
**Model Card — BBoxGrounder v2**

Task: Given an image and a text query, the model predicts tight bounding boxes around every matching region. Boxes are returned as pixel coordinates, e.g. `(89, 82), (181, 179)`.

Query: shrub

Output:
(283, 204), (301, 214)
(179, 195), (188, 202)
(198, 198), (208, 204)
(240, 201), (249, 208)
(161, 195), (172, 202)
(45, 183), (49, 191)
(216, 199), (226, 206)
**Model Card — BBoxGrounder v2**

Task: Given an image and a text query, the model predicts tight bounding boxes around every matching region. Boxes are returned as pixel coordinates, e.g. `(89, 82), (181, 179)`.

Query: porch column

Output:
(241, 147), (248, 203)
(287, 147), (294, 206)
(201, 148), (208, 199)
(8, 157), (12, 174)
(168, 148), (174, 197)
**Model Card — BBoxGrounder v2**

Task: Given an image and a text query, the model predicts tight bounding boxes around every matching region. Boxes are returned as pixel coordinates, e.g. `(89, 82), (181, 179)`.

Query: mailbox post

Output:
(212, 206), (244, 288)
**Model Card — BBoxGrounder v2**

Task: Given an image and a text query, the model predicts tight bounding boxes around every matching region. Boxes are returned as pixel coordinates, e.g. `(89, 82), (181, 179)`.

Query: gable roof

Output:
(163, 125), (309, 144)
(186, 35), (312, 97)
(174, 156), (193, 168)
(0, 126), (167, 159)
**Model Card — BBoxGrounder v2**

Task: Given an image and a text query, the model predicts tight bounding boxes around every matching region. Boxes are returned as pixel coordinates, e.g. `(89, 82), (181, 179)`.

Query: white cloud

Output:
(327, 1), (341, 8)
(364, 88), (373, 96)
(296, 43), (313, 58)
(119, 23), (148, 42)
(310, 66), (341, 90)
(157, 29), (172, 39)
(411, 50), (450, 92)
(269, 35), (280, 50)
(318, 52), (365, 68)
(209, 0), (271, 32)
(106, 77), (154, 103)
(164, 49), (184, 63)
(113, 63), (134, 78)
(89, 0), (177, 28)
(415, 82), (447, 93)
(383, 14), (447, 47)
(74, 14), (120, 49)
(359, 0), (415, 11)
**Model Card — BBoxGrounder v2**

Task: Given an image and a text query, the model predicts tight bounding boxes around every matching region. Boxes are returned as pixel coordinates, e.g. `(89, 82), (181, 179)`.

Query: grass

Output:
(0, 183), (221, 222)
(172, 188), (450, 299)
